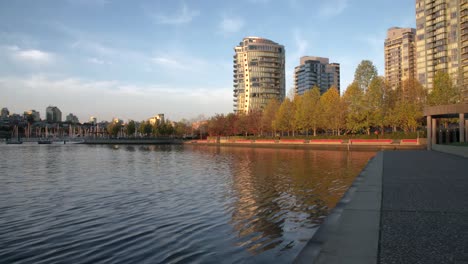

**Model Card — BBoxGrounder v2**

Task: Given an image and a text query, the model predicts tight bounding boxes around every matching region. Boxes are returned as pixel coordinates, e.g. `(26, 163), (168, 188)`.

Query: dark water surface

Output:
(0, 144), (375, 263)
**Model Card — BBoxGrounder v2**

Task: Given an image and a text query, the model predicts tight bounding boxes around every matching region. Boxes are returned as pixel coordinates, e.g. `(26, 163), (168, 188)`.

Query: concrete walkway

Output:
(295, 150), (468, 264)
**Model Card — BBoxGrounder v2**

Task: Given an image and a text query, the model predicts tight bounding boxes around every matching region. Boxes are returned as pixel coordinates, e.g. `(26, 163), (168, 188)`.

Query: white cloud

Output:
(318, 0), (348, 17)
(3, 45), (54, 64)
(0, 74), (231, 122)
(151, 3), (199, 25)
(71, 40), (115, 56)
(151, 56), (185, 69)
(219, 16), (245, 34)
(87, 57), (112, 65)
(149, 52), (211, 73)
(17, 49), (53, 62)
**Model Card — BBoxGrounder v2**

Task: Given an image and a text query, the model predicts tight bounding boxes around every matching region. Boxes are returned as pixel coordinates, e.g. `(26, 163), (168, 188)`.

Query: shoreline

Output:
(185, 141), (426, 151)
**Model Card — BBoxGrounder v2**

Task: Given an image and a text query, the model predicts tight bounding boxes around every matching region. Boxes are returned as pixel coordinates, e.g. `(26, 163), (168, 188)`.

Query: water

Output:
(0, 144), (375, 263)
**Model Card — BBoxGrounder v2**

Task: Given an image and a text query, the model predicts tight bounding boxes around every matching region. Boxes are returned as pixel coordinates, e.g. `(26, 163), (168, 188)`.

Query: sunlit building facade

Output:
(385, 27), (417, 90)
(149, 114), (165, 126)
(24, 110), (41, 122)
(416, 0), (467, 100)
(294, 56), (340, 95)
(233, 37), (285, 113)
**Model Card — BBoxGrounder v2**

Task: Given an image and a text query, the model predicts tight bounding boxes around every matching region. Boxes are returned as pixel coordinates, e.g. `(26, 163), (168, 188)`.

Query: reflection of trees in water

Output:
(223, 147), (375, 255)
(183, 146), (375, 256)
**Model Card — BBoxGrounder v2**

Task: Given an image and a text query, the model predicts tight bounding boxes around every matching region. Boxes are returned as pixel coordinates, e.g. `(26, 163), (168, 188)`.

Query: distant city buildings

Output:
(294, 56), (340, 95)
(384, 27), (416, 90)
(66, 113), (79, 124)
(24, 110), (41, 122)
(1, 107), (9, 118)
(233, 37), (285, 113)
(149, 114), (165, 126)
(46, 106), (62, 123)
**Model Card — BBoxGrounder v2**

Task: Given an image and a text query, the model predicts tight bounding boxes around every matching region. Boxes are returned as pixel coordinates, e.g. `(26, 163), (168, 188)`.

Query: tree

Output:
(126, 120), (136, 137)
(320, 86), (342, 135)
(367, 77), (387, 134)
(293, 95), (304, 134)
(427, 71), (460, 106)
(207, 114), (227, 136)
(139, 121), (152, 137)
(261, 99), (281, 136)
(343, 82), (366, 134)
(275, 98), (295, 136)
(247, 109), (263, 136)
(354, 60), (378, 92)
(226, 113), (239, 136)
(301, 86), (322, 136)
(107, 122), (121, 137)
(396, 78), (426, 132)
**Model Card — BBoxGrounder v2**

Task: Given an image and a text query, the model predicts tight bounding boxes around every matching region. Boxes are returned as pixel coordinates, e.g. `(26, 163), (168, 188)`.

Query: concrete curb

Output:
(294, 152), (384, 264)
(432, 144), (468, 158)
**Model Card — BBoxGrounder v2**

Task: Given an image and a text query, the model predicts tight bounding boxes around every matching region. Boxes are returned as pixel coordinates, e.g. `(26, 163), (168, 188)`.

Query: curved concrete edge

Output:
(432, 144), (468, 158)
(294, 151), (384, 264)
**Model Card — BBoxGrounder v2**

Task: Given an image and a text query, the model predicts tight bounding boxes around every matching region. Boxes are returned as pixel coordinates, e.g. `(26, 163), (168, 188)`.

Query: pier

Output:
(295, 148), (468, 263)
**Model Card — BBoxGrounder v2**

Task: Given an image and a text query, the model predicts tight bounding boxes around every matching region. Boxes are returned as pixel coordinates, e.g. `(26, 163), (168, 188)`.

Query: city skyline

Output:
(0, 0), (415, 122)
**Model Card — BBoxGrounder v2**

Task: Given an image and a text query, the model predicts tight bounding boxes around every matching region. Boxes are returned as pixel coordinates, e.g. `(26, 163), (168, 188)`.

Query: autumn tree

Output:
(293, 94), (305, 134)
(226, 113), (240, 136)
(343, 82), (366, 134)
(107, 122), (121, 137)
(395, 78), (426, 132)
(300, 86), (322, 136)
(275, 98), (295, 136)
(320, 86), (342, 135)
(427, 71), (460, 106)
(366, 77), (387, 134)
(261, 99), (281, 136)
(247, 109), (263, 136)
(354, 60), (378, 92)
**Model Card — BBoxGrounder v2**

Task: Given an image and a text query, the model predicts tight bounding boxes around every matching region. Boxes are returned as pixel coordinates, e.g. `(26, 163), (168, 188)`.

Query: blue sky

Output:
(0, 0), (415, 122)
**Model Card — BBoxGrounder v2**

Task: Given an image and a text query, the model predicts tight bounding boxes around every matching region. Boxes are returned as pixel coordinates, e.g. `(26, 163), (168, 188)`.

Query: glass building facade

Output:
(233, 37), (285, 113)
(294, 56), (340, 95)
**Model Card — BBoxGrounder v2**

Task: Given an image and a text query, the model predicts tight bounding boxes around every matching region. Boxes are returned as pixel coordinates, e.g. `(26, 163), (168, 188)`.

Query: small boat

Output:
(38, 140), (52, 144)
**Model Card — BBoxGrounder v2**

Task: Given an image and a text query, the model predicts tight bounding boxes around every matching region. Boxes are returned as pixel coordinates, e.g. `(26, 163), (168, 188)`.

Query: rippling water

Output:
(0, 144), (375, 263)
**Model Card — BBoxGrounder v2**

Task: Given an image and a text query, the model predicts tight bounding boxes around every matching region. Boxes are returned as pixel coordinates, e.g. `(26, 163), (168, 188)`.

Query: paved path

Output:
(295, 150), (468, 264)
(380, 151), (468, 264)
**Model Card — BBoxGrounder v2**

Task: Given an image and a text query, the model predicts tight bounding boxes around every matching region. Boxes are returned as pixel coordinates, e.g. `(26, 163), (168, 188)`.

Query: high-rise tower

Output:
(384, 27), (416, 90)
(233, 37), (285, 113)
(294, 56), (340, 95)
(416, 1), (461, 88)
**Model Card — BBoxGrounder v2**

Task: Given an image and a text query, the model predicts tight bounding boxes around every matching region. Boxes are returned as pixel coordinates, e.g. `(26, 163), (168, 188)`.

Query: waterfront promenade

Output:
(295, 148), (468, 264)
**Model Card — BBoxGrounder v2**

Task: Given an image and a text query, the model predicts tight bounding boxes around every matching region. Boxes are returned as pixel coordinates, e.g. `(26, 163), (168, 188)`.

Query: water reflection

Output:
(188, 146), (375, 261)
(0, 144), (374, 264)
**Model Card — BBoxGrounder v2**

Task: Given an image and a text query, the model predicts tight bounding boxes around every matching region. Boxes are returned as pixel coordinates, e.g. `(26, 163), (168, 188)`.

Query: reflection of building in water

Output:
(228, 148), (284, 254)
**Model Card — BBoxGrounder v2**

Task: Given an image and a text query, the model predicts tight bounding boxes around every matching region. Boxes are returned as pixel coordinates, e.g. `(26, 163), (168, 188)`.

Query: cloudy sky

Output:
(0, 0), (415, 122)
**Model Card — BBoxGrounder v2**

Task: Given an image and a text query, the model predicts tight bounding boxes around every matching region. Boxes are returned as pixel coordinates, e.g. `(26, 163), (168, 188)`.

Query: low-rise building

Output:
(24, 110), (41, 122)
(66, 113), (79, 124)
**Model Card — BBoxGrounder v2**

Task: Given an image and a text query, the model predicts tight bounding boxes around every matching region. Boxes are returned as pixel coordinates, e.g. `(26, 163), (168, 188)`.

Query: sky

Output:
(0, 0), (415, 123)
